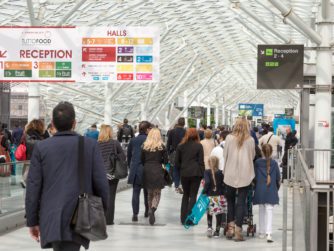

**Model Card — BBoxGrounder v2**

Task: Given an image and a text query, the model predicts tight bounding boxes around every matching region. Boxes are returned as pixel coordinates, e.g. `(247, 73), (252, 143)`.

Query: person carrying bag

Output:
(71, 136), (108, 241)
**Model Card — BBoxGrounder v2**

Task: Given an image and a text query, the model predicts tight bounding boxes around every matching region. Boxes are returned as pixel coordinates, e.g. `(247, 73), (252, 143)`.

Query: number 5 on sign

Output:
(34, 62), (38, 69)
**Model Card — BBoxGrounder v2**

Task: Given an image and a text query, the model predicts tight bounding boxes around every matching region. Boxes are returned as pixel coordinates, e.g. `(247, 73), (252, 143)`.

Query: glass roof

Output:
(2, 0), (316, 130)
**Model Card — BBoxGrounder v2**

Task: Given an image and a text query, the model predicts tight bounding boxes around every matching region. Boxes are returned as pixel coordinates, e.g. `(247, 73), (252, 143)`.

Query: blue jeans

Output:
(173, 166), (181, 188)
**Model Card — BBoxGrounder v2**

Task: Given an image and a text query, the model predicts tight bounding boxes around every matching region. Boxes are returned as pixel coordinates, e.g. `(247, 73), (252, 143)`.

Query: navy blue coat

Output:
(253, 158), (280, 205)
(127, 133), (147, 185)
(25, 131), (109, 249)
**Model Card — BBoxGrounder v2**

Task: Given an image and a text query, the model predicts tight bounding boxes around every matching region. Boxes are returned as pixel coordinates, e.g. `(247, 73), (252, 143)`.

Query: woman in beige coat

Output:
(223, 118), (255, 241)
(200, 129), (217, 169)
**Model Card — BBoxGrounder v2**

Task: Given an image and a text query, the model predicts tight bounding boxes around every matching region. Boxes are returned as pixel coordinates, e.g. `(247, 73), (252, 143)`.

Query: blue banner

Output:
(238, 103), (264, 117)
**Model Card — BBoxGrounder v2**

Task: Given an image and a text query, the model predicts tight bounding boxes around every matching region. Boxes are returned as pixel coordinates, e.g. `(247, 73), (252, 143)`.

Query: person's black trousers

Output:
(225, 185), (249, 227)
(52, 241), (80, 251)
(180, 176), (202, 223)
(132, 183), (148, 215)
(105, 179), (119, 225)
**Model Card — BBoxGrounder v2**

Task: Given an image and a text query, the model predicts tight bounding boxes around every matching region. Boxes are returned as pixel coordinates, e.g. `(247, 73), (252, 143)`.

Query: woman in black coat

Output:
(175, 128), (205, 224)
(141, 128), (168, 225)
(98, 124), (126, 225)
(21, 119), (46, 187)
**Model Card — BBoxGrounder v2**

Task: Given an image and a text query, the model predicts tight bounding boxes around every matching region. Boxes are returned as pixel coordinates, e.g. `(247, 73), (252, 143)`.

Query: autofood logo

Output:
(21, 31), (52, 46)
(22, 38), (52, 46)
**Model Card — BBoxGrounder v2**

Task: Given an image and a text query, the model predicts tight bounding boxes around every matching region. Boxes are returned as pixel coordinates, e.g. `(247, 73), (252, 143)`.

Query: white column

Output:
(222, 105), (226, 125)
(165, 111), (170, 130)
(215, 105), (219, 128)
(228, 110), (232, 126)
(104, 83), (112, 125)
(28, 83), (40, 122)
(141, 103), (147, 121)
(207, 104), (211, 127)
(184, 91), (188, 128)
(196, 118), (201, 129)
(314, 12), (332, 181)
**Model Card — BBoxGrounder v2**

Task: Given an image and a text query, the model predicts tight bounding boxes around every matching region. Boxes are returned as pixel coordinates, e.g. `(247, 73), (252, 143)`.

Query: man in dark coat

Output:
(25, 102), (109, 251)
(127, 121), (151, 222)
(167, 117), (186, 194)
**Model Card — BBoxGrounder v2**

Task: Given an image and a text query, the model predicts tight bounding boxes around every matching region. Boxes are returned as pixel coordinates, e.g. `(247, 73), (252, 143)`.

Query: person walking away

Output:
(25, 101), (109, 251)
(175, 128), (205, 224)
(98, 124), (126, 225)
(167, 117), (186, 194)
(141, 128), (168, 225)
(204, 156), (227, 238)
(201, 129), (216, 170)
(84, 124), (99, 140)
(281, 130), (298, 179)
(253, 144), (280, 243)
(21, 119), (47, 188)
(118, 118), (134, 143)
(223, 117), (255, 241)
(127, 121), (151, 222)
(259, 127), (281, 163)
(210, 130), (230, 171)
(12, 124), (23, 147)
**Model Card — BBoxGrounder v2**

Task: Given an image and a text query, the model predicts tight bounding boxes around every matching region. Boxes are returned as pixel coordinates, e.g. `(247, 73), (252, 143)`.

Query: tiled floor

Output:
(0, 186), (292, 251)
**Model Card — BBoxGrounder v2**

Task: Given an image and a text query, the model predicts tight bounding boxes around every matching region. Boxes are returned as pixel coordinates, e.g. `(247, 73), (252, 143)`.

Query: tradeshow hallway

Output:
(0, 186), (291, 251)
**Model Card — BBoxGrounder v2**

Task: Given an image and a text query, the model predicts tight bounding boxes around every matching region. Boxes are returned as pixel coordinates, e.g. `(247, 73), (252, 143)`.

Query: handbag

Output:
(71, 136), (108, 241)
(111, 141), (128, 179)
(163, 163), (173, 186)
(15, 143), (26, 161)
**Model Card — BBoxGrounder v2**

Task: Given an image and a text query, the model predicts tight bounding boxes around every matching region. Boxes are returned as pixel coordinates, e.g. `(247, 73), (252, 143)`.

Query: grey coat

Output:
(25, 131), (109, 249)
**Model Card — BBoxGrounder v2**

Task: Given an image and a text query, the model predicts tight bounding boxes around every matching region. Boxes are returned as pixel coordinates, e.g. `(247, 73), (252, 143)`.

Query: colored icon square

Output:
(266, 49), (273, 56)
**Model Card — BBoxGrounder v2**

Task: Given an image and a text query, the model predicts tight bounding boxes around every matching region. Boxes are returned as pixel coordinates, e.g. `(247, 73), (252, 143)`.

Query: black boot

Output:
(144, 208), (149, 218)
(149, 207), (156, 225)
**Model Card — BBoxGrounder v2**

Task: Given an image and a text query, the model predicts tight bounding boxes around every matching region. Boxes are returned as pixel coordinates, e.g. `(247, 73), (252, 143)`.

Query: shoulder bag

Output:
(111, 141), (128, 179)
(71, 136), (108, 241)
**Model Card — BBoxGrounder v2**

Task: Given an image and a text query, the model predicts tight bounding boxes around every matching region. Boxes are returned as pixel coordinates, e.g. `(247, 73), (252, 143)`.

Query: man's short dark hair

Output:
(91, 124), (97, 129)
(268, 127), (274, 132)
(52, 102), (75, 132)
(178, 117), (185, 127)
(139, 121), (151, 134)
(123, 118), (128, 124)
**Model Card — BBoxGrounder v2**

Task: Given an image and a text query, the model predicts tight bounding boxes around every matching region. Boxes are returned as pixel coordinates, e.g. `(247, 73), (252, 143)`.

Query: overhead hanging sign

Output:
(238, 103), (264, 117)
(78, 27), (159, 82)
(257, 44), (304, 89)
(0, 26), (79, 82)
(0, 26), (160, 83)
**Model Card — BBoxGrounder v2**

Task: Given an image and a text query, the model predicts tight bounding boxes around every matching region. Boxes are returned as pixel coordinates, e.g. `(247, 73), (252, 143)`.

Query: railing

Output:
(0, 161), (29, 215)
(283, 148), (334, 251)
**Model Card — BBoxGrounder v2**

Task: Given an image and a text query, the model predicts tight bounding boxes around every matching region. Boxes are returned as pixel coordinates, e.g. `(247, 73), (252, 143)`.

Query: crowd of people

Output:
(0, 101), (299, 251)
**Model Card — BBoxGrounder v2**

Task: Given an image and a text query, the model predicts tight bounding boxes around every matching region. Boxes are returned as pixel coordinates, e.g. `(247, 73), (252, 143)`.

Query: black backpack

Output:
(122, 125), (132, 138)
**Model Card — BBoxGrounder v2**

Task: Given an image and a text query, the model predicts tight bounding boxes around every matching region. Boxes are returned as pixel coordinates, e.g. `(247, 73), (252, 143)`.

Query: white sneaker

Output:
(267, 234), (273, 243)
(207, 228), (213, 238)
(258, 233), (265, 239)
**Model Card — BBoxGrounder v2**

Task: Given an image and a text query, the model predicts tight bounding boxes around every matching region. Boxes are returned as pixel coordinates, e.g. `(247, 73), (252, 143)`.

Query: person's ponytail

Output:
(261, 144), (273, 186)
(266, 157), (271, 186)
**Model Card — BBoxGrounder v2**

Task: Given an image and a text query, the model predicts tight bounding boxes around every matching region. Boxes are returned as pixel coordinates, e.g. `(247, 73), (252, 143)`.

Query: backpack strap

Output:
(267, 134), (274, 144)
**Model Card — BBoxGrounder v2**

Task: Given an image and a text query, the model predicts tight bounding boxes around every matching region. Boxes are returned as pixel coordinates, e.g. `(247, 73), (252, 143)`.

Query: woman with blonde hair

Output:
(98, 124), (126, 225)
(200, 129), (217, 170)
(141, 128), (168, 225)
(223, 117), (255, 241)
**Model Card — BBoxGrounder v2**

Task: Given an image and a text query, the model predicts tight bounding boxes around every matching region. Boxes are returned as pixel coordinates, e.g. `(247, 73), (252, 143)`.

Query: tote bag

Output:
(71, 136), (108, 241)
